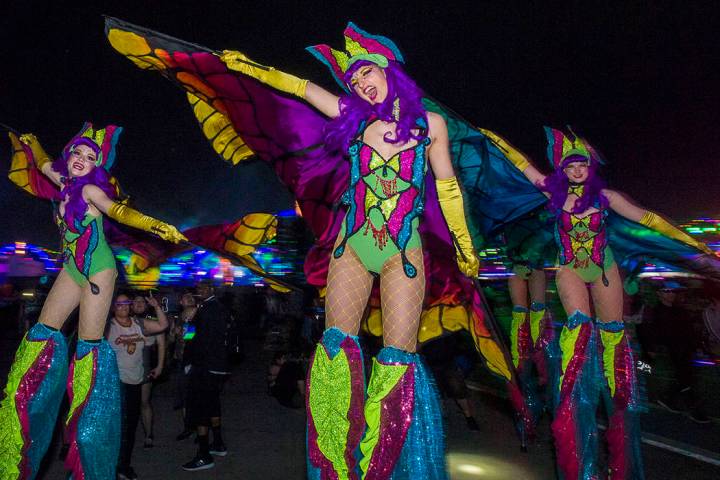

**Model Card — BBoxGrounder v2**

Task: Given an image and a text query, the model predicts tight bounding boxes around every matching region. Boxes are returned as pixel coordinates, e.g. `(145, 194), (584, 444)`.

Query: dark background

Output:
(1, 0), (719, 247)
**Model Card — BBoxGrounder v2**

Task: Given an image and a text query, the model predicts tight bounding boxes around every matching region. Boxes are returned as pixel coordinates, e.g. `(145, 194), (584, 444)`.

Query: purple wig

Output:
(324, 60), (427, 153)
(53, 150), (118, 231)
(541, 155), (608, 214)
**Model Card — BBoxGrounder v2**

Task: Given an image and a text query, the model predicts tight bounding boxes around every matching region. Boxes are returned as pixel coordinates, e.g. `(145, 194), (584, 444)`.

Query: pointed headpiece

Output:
(544, 126), (604, 170)
(63, 122), (123, 170)
(306, 22), (404, 92)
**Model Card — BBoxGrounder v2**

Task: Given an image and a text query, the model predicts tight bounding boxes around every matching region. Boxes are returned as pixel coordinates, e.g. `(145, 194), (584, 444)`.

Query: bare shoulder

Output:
(426, 112), (447, 139)
(601, 188), (617, 200)
(82, 183), (103, 198)
(427, 111), (446, 128)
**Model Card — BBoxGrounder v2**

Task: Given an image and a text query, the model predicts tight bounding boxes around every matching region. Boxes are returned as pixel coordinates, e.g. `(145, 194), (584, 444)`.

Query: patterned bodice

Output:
(555, 206), (609, 269)
(333, 119), (429, 277)
(55, 209), (106, 280)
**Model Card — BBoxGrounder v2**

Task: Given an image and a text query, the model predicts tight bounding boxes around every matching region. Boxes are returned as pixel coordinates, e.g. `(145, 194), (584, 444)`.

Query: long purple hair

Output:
(53, 149), (117, 230)
(541, 155), (607, 214)
(324, 60), (427, 152)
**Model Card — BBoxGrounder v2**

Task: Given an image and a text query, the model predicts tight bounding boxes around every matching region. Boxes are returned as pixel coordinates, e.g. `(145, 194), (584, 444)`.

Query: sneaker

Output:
(465, 416), (480, 431)
(182, 454), (215, 472)
(117, 466), (138, 480)
(175, 429), (194, 441)
(209, 442), (228, 457)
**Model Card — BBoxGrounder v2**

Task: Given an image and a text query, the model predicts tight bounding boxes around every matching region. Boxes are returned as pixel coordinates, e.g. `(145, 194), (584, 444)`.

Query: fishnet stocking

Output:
(379, 248), (425, 352)
(590, 264), (623, 323)
(556, 266), (592, 318)
(325, 245), (374, 335)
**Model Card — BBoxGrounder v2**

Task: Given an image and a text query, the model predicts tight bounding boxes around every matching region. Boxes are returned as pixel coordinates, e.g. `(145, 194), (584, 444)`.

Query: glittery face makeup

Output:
(350, 64), (388, 105)
(67, 144), (97, 178)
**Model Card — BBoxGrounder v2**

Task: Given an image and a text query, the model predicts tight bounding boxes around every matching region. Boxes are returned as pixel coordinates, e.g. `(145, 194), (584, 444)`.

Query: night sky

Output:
(2, 0), (719, 248)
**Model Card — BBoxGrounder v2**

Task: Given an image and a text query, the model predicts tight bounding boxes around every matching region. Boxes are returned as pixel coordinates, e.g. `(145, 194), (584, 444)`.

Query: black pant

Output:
(187, 368), (225, 427)
(119, 382), (142, 469)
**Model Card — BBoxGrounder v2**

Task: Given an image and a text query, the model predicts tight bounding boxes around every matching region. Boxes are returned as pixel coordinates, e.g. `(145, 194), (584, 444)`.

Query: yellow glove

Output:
(640, 211), (714, 255)
(19, 133), (52, 171)
(436, 177), (480, 277)
(478, 128), (530, 172)
(107, 202), (187, 244)
(219, 50), (308, 98)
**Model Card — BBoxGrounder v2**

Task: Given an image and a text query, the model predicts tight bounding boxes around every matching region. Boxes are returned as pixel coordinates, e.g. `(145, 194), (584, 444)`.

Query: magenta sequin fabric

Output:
(14, 341), (56, 478)
(363, 362), (414, 480)
(603, 333), (642, 479)
(552, 321), (595, 480)
(306, 329), (365, 480)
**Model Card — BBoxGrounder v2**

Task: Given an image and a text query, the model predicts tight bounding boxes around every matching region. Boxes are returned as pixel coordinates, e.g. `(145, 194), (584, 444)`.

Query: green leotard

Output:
(56, 211), (115, 287)
(333, 120), (429, 278)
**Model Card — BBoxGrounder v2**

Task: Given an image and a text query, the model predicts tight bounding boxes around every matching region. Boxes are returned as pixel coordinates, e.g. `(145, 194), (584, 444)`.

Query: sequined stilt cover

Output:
(0, 324), (68, 480)
(64, 339), (121, 480)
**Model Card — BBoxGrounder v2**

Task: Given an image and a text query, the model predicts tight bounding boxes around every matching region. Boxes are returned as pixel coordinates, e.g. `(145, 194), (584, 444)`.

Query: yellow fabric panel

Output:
(417, 312), (442, 343)
(417, 305), (469, 343)
(360, 299), (511, 381)
(106, 28), (166, 71)
(365, 308), (383, 337)
(125, 254), (150, 275)
(476, 337), (511, 380)
(8, 133), (33, 195)
(123, 266), (161, 290)
(437, 305), (470, 332)
(225, 214), (288, 292)
(224, 213), (277, 257)
(186, 93), (253, 165)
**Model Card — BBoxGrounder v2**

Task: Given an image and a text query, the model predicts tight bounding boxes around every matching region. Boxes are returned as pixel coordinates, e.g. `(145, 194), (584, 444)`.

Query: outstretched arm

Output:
(82, 185), (187, 244)
(141, 293), (169, 334)
(18, 134), (63, 187)
(605, 189), (714, 254)
(428, 113), (480, 277)
(478, 128), (547, 190)
(220, 50), (340, 118)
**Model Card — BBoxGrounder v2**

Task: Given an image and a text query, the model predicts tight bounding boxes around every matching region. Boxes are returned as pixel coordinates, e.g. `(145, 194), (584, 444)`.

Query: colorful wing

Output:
(182, 214), (295, 292)
(8, 132), (61, 201)
(103, 19), (520, 387)
(607, 213), (720, 282)
(105, 17), (347, 289)
(422, 98), (548, 246)
(501, 206), (557, 269)
(103, 218), (188, 272)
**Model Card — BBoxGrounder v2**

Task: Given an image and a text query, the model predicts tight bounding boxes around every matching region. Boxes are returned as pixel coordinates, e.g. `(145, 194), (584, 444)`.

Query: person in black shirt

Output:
(644, 282), (709, 423)
(181, 281), (231, 471)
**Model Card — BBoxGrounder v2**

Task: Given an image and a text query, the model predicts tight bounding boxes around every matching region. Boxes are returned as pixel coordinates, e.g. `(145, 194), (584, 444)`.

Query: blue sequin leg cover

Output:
(598, 321), (644, 480)
(65, 339), (121, 480)
(0, 323), (68, 480)
(359, 347), (447, 480)
(551, 311), (602, 480)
